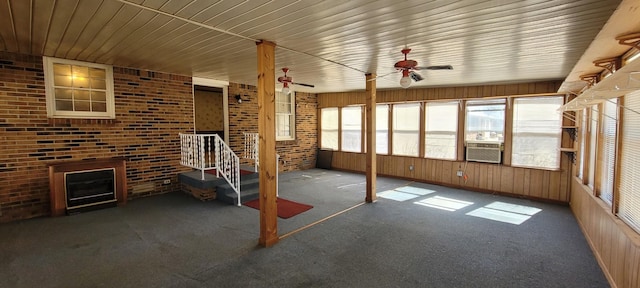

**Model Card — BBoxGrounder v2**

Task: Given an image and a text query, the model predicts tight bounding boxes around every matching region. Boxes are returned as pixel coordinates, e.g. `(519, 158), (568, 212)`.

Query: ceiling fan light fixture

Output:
(400, 75), (412, 88)
(282, 83), (291, 95)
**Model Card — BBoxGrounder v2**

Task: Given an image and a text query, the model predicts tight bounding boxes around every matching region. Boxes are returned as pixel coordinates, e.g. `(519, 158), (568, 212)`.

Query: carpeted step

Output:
(216, 177), (260, 205)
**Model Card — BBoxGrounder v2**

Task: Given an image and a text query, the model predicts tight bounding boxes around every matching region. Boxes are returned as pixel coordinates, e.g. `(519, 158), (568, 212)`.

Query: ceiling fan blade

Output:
(416, 65), (453, 70)
(409, 71), (423, 82)
(291, 82), (315, 88)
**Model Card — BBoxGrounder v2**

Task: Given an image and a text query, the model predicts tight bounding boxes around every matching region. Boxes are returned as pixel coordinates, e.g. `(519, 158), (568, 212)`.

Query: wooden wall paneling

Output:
(529, 170), (543, 198)
(571, 179), (640, 288)
(513, 167), (525, 195)
(396, 157), (406, 177)
(500, 166), (514, 194)
(518, 83), (530, 94)
(479, 164), (489, 190)
(549, 170), (561, 201)
(441, 160), (452, 184)
(541, 170), (551, 199)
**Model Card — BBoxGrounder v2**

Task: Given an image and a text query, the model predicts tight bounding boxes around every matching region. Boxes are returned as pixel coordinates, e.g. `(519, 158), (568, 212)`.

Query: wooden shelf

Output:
(560, 147), (577, 152)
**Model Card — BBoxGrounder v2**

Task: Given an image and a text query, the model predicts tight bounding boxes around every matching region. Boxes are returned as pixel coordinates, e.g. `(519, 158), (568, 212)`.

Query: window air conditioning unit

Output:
(466, 141), (502, 164)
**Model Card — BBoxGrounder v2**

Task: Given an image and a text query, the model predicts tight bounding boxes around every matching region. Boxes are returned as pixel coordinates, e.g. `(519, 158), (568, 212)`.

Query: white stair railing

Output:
(180, 133), (242, 206)
(243, 132), (259, 172)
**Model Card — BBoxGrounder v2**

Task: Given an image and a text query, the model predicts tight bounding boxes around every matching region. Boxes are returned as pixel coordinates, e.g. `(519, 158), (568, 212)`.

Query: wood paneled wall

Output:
(318, 81), (563, 107)
(571, 177), (640, 288)
(332, 152), (572, 202)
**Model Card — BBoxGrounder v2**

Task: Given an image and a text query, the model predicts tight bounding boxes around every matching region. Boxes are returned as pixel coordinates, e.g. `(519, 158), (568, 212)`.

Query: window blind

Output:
(320, 108), (339, 150)
(376, 104), (389, 154)
(341, 106), (362, 152)
(578, 108), (587, 179)
(598, 99), (617, 206)
(511, 96), (563, 169)
(392, 103), (420, 157)
(588, 105), (598, 189)
(425, 101), (458, 160)
(618, 91), (640, 234)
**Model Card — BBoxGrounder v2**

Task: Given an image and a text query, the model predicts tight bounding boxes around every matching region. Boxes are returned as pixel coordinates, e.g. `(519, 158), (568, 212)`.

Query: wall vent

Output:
(466, 141), (502, 164)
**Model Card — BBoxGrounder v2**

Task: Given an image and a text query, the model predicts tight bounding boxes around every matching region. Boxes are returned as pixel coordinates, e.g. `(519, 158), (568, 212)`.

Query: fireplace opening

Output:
(64, 168), (117, 213)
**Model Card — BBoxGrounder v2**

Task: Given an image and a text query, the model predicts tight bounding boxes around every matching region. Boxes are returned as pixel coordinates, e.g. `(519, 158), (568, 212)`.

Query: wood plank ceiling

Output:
(0, 0), (625, 93)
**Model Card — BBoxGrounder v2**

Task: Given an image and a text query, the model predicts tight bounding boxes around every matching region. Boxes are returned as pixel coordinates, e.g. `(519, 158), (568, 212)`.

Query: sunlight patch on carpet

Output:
(378, 190), (420, 201)
(414, 196), (473, 211)
(395, 186), (436, 196)
(466, 201), (542, 225)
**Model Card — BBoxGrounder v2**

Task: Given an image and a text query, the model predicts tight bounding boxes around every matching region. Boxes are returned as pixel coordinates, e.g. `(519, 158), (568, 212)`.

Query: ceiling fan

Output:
(394, 48), (453, 88)
(277, 68), (314, 94)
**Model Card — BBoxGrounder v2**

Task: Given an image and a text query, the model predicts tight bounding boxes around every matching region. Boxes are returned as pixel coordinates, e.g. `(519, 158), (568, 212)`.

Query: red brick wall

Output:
(0, 52), (194, 222)
(228, 83), (318, 172)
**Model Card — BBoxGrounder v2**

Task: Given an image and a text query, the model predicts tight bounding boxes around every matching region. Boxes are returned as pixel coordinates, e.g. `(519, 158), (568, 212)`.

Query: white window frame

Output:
(43, 56), (115, 119)
(276, 91), (295, 141)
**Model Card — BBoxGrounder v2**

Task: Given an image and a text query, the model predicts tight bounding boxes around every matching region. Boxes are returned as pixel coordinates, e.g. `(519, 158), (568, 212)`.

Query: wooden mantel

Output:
(47, 158), (127, 216)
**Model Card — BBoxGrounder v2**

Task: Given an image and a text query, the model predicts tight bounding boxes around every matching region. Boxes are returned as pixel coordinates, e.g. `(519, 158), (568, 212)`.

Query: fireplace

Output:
(48, 158), (127, 216)
(65, 168), (117, 212)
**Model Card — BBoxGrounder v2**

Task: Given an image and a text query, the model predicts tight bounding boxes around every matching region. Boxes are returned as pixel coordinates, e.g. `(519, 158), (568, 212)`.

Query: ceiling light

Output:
(282, 83), (291, 95)
(400, 75), (412, 88)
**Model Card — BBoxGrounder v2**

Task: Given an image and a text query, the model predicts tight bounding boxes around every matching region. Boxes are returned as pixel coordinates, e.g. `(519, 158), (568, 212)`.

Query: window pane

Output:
(392, 103), (420, 157)
(376, 104), (389, 154)
(55, 100), (73, 111)
(91, 78), (106, 90)
(588, 105), (598, 188)
(53, 63), (71, 76)
(341, 106), (362, 152)
(92, 102), (107, 112)
(275, 91), (294, 140)
(511, 96), (563, 169)
(321, 107), (339, 150)
(75, 90), (90, 101)
(53, 75), (72, 87)
(618, 90), (640, 234)
(578, 108), (587, 179)
(465, 99), (505, 143)
(89, 67), (105, 78)
(599, 99), (617, 205)
(72, 65), (89, 78)
(92, 91), (106, 102)
(74, 101), (91, 111)
(425, 101), (458, 160)
(55, 88), (72, 100)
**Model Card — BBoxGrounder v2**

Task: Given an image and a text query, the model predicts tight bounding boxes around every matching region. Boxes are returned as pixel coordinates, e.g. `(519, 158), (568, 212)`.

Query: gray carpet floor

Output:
(0, 169), (608, 287)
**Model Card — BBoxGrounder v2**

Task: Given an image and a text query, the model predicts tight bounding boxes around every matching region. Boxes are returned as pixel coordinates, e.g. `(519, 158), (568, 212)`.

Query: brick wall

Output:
(228, 83), (318, 172)
(0, 52), (194, 222)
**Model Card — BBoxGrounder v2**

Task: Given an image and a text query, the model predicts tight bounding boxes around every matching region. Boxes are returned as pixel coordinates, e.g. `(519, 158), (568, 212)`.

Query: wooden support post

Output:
(256, 40), (278, 247)
(365, 73), (377, 203)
